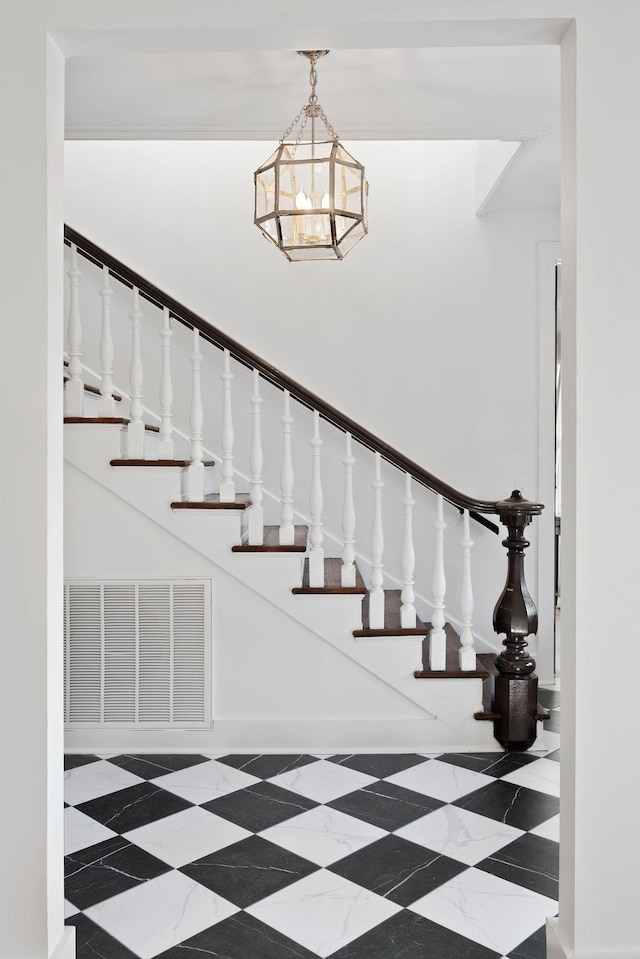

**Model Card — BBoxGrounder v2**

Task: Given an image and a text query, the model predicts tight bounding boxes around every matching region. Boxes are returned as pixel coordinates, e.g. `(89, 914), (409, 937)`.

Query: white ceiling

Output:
(65, 45), (560, 213)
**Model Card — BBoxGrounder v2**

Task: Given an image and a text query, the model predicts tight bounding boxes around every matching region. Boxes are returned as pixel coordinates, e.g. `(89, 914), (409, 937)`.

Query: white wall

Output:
(65, 140), (557, 498)
(548, 10), (640, 958)
(64, 139), (559, 658)
(7, 4), (640, 959)
(0, 21), (71, 959)
(64, 461), (435, 753)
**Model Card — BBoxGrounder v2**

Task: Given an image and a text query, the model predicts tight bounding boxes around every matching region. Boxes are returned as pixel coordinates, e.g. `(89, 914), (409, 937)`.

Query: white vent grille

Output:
(64, 580), (211, 729)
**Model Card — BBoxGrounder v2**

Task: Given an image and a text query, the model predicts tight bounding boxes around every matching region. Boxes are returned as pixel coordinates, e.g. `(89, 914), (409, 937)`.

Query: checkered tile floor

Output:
(65, 696), (560, 959)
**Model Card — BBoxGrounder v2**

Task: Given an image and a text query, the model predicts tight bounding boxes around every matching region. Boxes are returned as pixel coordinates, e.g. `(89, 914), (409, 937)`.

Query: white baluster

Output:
(158, 307), (174, 459)
(279, 390), (295, 545)
(308, 410), (324, 587)
(219, 349), (235, 502)
(248, 369), (264, 544)
(429, 494), (447, 670)
(98, 266), (115, 416)
(459, 509), (477, 670)
(400, 472), (417, 628)
(65, 243), (84, 416)
(127, 287), (145, 459)
(369, 452), (385, 628)
(341, 433), (357, 587)
(186, 328), (205, 500)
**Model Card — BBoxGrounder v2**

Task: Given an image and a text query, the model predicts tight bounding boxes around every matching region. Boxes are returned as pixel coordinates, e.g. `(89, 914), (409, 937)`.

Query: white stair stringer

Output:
(64, 422), (498, 751)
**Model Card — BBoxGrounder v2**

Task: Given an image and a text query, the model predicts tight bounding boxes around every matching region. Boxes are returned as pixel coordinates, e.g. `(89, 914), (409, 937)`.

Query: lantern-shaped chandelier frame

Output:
(254, 50), (368, 262)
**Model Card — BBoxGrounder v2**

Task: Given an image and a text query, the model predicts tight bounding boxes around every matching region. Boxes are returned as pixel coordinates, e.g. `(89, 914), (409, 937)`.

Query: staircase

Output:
(62, 226), (548, 756)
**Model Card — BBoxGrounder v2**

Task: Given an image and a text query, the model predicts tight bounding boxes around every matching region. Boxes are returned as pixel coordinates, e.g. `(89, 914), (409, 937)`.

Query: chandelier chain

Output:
(309, 56), (319, 104)
(279, 106), (306, 144)
(279, 50), (339, 144)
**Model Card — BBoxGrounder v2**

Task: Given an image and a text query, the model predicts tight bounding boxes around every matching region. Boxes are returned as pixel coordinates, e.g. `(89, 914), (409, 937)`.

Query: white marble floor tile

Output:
(246, 868), (402, 958)
(64, 806), (118, 855)
(395, 804), (524, 865)
(268, 760), (377, 803)
(123, 806), (252, 868)
(64, 760), (144, 806)
(530, 814), (560, 843)
(64, 899), (79, 919)
(153, 758), (260, 804)
(500, 757), (560, 797)
(385, 759), (494, 803)
(85, 869), (238, 959)
(537, 730), (561, 753)
(260, 805), (386, 866)
(409, 866), (557, 956)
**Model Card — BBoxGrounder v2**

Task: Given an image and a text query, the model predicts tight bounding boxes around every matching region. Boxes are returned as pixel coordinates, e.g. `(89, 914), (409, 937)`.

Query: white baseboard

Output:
(546, 918), (640, 959)
(50, 928), (76, 959)
(65, 715), (498, 754)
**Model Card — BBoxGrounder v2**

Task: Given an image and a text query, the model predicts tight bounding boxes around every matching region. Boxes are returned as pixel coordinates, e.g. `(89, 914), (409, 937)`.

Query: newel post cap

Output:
(496, 489), (544, 522)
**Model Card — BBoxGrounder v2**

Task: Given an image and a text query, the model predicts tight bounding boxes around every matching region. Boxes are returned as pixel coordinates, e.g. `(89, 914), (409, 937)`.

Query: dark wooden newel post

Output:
(492, 490), (544, 751)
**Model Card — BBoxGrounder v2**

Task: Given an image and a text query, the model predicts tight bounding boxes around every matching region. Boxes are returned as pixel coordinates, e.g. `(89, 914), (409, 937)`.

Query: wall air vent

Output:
(64, 580), (211, 729)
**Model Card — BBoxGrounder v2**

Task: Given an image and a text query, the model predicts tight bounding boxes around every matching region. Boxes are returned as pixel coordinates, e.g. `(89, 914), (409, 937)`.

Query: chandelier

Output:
(254, 50), (368, 262)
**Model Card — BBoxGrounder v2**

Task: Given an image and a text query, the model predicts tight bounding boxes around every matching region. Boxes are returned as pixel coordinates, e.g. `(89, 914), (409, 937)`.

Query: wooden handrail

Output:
(64, 224), (503, 533)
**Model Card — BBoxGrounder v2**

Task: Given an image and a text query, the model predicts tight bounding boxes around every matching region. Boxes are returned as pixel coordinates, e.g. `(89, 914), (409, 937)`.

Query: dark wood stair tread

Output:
(64, 377), (122, 401)
(171, 493), (250, 510)
(292, 557), (368, 594)
(233, 525), (308, 552)
(414, 623), (489, 679)
(65, 416), (129, 425)
(64, 416), (159, 432)
(354, 589), (429, 637)
(111, 459), (215, 468)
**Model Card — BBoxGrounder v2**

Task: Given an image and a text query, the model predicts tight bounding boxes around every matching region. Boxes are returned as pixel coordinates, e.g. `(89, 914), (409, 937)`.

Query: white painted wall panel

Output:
(63, 141), (559, 659)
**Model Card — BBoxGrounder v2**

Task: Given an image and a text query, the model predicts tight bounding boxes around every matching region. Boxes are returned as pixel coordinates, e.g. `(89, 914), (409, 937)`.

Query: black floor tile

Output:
(155, 912), (319, 959)
(327, 780), (444, 831)
(76, 782), (193, 832)
(436, 751), (539, 778)
(329, 834), (467, 906)
(66, 913), (140, 959)
(65, 836), (170, 909)
(107, 753), (210, 780)
(217, 754), (317, 779)
(330, 910), (502, 959)
(63, 750), (561, 959)
(203, 781), (319, 832)
(476, 832), (559, 900)
(328, 753), (429, 779)
(508, 923), (548, 959)
(453, 780), (560, 831)
(545, 749), (561, 763)
(179, 835), (318, 908)
(64, 754), (100, 771)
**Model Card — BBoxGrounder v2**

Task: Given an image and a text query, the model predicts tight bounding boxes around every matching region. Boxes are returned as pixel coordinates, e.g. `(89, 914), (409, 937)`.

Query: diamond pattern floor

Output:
(65, 718), (560, 959)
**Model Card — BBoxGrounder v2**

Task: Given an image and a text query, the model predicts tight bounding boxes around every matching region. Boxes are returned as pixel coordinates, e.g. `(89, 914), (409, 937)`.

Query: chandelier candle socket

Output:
(254, 50), (368, 261)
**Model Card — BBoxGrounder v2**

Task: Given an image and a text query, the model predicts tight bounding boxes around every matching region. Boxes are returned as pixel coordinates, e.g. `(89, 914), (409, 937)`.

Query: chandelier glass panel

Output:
(254, 51), (368, 261)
